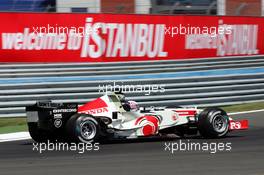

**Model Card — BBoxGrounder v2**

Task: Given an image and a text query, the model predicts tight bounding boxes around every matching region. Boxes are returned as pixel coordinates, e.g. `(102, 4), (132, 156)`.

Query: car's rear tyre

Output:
(28, 123), (50, 142)
(66, 114), (100, 143)
(197, 107), (229, 138)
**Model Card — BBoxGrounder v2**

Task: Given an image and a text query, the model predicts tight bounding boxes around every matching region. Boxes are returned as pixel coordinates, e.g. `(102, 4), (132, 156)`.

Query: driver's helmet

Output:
(127, 101), (139, 111)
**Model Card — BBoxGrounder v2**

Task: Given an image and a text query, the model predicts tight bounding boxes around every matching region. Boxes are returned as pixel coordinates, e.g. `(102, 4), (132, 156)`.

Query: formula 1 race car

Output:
(26, 92), (248, 143)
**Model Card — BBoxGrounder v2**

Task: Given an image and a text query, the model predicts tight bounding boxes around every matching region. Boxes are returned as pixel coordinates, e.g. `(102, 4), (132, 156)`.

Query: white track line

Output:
(0, 132), (30, 142)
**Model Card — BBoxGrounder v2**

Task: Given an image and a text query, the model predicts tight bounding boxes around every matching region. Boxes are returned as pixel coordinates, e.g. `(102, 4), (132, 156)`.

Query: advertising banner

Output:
(0, 13), (262, 62)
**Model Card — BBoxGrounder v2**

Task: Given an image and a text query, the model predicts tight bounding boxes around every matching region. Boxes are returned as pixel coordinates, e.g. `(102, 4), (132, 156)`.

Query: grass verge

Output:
(0, 102), (264, 134)
(222, 102), (264, 113)
(0, 118), (27, 134)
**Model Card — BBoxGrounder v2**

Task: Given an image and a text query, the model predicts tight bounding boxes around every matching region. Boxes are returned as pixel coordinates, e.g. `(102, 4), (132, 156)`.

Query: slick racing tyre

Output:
(197, 107), (229, 138)
(66, 114), (100, 143)
(28, 123), (51, 142)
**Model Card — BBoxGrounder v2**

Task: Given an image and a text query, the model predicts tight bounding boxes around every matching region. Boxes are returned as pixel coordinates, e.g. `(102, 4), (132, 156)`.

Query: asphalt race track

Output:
(0, 112), (263, 175)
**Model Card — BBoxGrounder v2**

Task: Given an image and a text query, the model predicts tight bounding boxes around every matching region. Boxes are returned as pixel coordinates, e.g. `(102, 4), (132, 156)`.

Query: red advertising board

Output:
(0, 13), (262, 62)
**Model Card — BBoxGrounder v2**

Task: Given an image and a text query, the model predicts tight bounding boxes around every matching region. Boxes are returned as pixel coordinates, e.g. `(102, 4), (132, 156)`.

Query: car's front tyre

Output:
(197, 107), (229, 138)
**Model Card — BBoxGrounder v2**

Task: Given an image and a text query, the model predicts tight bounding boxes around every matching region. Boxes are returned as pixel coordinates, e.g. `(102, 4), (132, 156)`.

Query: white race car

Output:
(26, 92), (248, 143)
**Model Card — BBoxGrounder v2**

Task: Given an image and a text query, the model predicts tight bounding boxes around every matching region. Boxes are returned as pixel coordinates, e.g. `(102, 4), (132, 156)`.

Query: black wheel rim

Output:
(80, 120), (97, 140)
(212, 115), (228, 133)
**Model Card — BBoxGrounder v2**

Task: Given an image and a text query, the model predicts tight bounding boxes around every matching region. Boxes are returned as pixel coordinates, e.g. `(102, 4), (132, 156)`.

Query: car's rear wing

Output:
(26, 101), (78, 130)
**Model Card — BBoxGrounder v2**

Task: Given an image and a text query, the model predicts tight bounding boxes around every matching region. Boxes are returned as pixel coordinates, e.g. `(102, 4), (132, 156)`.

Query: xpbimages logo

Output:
(98, 81), (166, 95)
(32, 140), (100, 154)
(164, 140), (232, 154)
